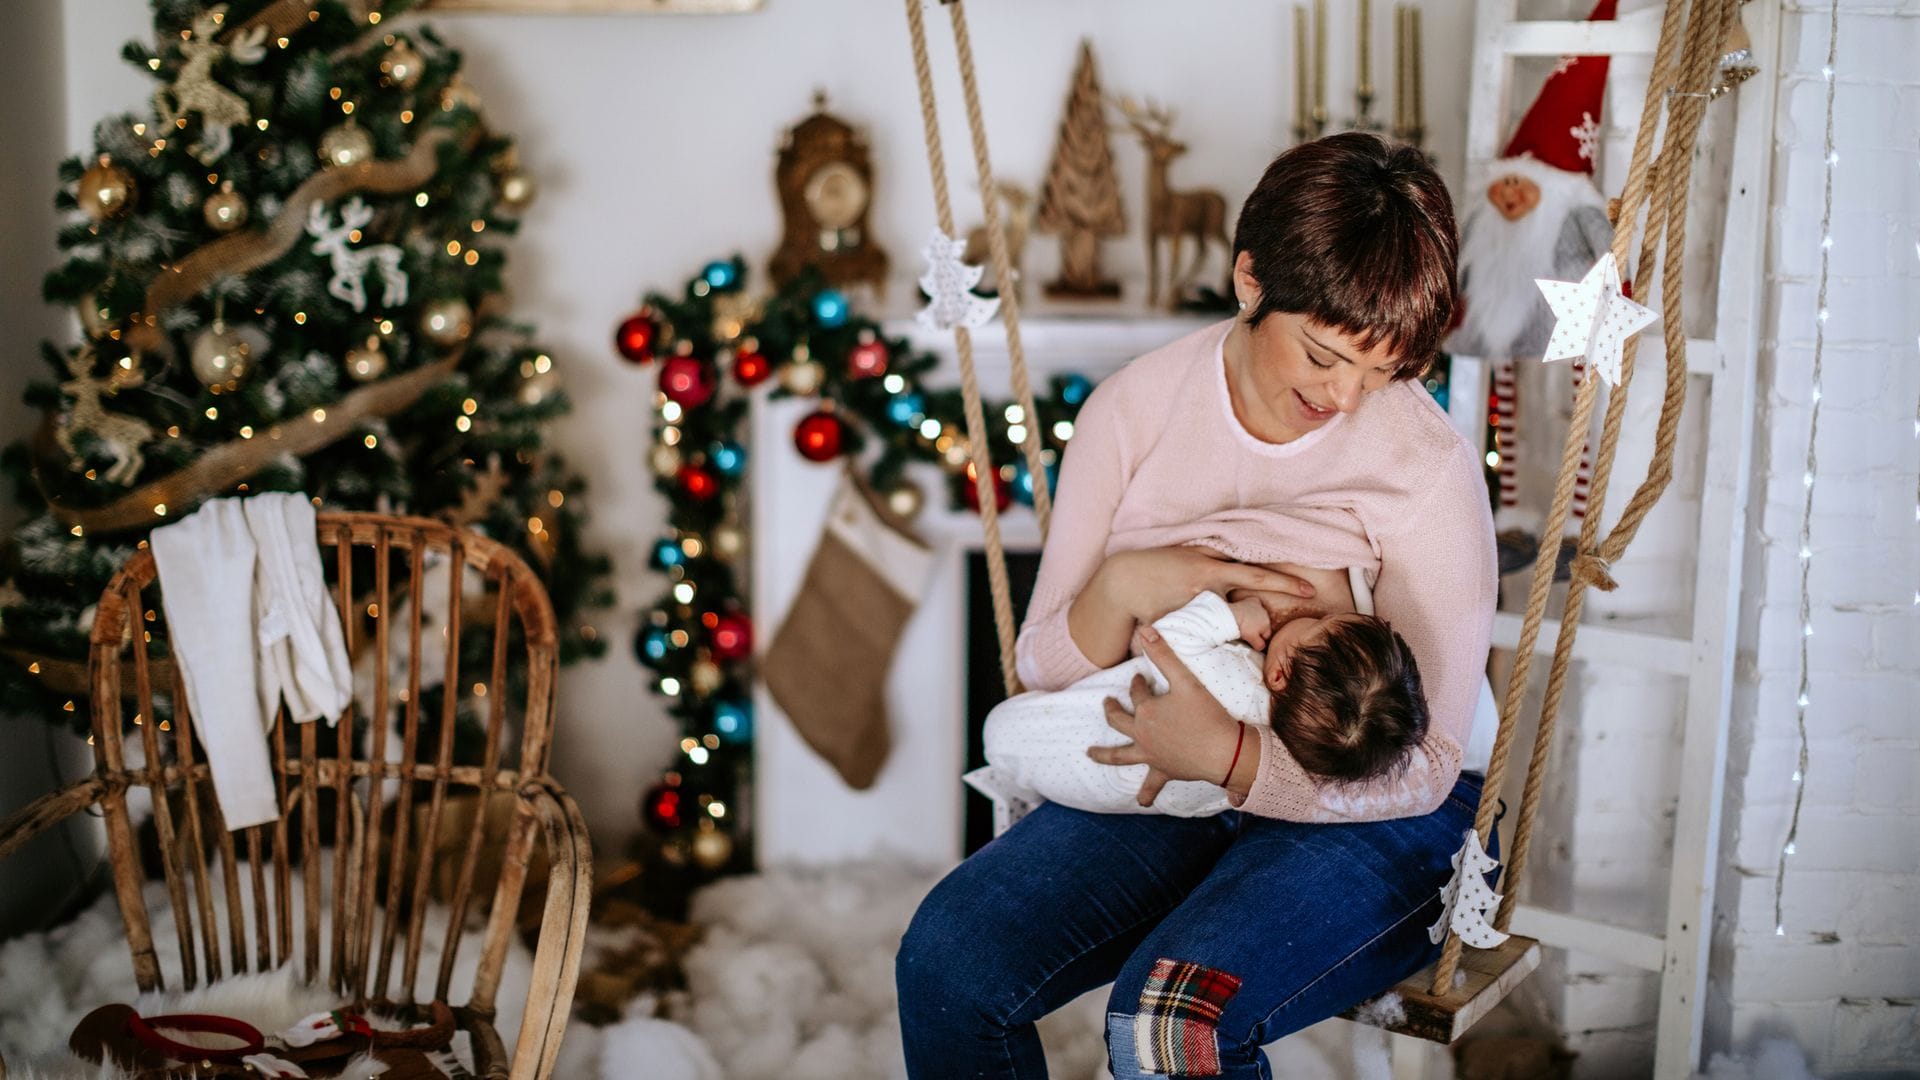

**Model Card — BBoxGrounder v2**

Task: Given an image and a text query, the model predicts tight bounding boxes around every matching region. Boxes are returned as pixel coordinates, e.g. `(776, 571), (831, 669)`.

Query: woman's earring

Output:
(1237, 299), (1248, 313)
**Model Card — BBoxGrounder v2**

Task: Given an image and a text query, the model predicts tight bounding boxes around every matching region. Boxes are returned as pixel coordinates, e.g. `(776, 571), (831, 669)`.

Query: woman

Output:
(896, 133), (1497, 1078)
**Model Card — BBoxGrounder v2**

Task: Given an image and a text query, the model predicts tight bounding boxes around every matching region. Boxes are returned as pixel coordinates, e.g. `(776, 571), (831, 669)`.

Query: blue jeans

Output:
(897, 772), (1493, 1078)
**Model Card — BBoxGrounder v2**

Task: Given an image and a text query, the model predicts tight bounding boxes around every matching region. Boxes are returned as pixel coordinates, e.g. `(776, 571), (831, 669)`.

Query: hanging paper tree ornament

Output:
(709, 611), (753, 662)
(793, 410), (845, 462)
(1427, 828), (1510, 950)
(732, 342), (772, 386)
(812, 289), (850, 327)
(916, 228), (1001, 332)
(677, 463), (720, 501)
(659, 355), (716, 408)
(847, 331), (890, 379)
(616, 311), (659, 364)
(713, 699), (753, 744)
(306, 197), (408, 313)
(1535, 252), (1656, 388)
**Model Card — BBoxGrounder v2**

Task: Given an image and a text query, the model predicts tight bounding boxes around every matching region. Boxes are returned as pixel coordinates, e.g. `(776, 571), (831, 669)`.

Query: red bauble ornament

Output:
(659, 355), (716, 408)
(793, 410), (845, 463)
(643, 781), (684, 831)
(733, 347), (772, 387)
(847, 335), (889, 380)
(709, 611), (753, 662)
(616, 312), (659, 364)
(962, 462), (1013, 514)
(678, 463), (720, 501)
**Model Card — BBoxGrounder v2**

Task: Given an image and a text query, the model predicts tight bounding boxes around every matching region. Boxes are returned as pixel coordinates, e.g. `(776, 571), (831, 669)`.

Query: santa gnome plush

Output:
(1447, 0), (1620, 569)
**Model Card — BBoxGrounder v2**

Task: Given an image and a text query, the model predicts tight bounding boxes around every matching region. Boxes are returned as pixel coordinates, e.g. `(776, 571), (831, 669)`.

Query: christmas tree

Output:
(1036, 40), (1125, 299)
(0, 0), (611, 732)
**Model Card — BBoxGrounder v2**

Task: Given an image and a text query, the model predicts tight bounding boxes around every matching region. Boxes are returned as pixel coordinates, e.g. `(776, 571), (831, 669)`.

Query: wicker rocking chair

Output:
(0, 512), (591, 1079)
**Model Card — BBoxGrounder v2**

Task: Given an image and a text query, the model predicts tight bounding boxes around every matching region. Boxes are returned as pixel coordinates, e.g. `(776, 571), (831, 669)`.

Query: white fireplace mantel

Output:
(750, 313), (1218, 868)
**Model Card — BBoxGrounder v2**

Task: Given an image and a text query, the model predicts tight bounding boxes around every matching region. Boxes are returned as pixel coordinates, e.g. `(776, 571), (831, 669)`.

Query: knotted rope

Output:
(1433, 0), (1736, 993)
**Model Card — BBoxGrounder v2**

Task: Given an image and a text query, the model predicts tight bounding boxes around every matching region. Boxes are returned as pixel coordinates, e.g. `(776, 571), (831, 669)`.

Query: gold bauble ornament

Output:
(202, 182), (248, 233)
(498, 172), (537, 212)
(419, 298), (473, 347)
(689, 657), (723, 698)
(885, 479), (926, 521)
(190, 321), (252, 388)
(650, 443), (683, 478)
(711, 522), (745, 562)
(344, 336), (389, 382)
(780, 358), (825, 395)
(690, 826), (733, 871)
(318, 121), (374, 169)
(78, 294), (114, 339)
(380, 38), (425, 90)
(77, 158), (136, 221)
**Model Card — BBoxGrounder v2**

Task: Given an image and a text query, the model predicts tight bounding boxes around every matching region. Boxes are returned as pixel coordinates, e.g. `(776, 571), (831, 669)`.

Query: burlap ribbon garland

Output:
(37, 349), (460, 535)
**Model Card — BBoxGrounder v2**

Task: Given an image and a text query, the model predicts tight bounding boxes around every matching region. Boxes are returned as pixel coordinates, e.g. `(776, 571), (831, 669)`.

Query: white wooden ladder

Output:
(1434, 1), (1781, 1075)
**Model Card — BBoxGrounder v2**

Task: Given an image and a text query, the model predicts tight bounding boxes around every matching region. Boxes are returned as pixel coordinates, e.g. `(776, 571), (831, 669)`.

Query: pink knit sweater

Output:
(1014, 320), (1497, 822)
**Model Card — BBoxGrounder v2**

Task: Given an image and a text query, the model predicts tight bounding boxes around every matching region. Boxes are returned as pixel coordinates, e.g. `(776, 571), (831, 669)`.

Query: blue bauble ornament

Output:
(712, 698), (753, 744)
(650, 538), (685, 571)
(703, 260), (740, 291)
(887, 392), (926, 427)
(1057, 373), (1093, 407)
(1012, 458), (1060, 507)
(638, 625), (673, 663)
(812, 289), (850, 328)
(710, 440), (747, 477)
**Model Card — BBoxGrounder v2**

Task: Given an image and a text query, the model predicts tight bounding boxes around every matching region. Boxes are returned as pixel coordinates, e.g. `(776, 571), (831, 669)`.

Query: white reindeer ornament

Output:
(306, 197), (409, 313)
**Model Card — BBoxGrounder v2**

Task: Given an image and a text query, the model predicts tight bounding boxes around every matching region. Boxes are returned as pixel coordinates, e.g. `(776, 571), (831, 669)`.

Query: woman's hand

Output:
(1088, 625), (1249, 807)
(1098, 547), (1315, 623)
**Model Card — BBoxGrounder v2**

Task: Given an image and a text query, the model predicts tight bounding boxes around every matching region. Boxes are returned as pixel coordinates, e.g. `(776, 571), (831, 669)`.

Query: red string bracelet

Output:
(1221, 722), (1247, 787)
(123, 1011), (265, 1062)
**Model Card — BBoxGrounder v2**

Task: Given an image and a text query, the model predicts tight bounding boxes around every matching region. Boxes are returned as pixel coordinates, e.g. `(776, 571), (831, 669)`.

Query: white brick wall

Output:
(1711, 2), (1920, 1075)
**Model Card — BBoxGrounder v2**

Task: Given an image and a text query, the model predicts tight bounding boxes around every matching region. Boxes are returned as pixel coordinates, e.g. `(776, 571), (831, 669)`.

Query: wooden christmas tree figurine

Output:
(1037, 41), (1125, 299)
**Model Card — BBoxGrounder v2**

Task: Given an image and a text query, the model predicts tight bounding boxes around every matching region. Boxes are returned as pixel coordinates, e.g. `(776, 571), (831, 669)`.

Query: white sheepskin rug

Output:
(0, 855), (533, 1079)
(559, 859), (1362, 1080)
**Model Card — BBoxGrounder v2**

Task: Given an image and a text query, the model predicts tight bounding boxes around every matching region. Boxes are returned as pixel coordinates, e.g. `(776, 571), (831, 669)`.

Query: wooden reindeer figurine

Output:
(963, 181), (1035, 300)
(1114, 98), (1230, 309)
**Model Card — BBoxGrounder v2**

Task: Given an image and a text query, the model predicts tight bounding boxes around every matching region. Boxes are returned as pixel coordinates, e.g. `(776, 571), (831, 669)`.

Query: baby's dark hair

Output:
(1269, 615), (1428, 783)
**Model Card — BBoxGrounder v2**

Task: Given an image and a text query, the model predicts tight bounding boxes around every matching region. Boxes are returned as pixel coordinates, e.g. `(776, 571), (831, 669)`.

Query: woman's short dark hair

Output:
(1269, 615), (1428, 784)
(1232, 132), (1458, 379)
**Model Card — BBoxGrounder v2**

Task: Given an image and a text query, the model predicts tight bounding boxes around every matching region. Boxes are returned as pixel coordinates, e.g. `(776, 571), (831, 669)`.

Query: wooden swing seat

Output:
(1343, 935), (1541, 1043)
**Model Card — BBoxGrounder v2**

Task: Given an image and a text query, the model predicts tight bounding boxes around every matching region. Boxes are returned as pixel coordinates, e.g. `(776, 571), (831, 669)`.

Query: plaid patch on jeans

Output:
(1131, 957), (1243, 1075)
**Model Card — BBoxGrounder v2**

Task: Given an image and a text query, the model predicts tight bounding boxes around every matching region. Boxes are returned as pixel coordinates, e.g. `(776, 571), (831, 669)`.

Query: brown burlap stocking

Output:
(762, 469), (933, 790)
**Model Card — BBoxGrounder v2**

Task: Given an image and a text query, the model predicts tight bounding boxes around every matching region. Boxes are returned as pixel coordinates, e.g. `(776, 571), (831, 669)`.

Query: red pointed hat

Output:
(1502, 0), (1619, 174)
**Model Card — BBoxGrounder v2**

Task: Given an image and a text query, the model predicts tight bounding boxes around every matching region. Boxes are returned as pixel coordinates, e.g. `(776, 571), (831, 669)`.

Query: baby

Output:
(964, 567), (1428, 834)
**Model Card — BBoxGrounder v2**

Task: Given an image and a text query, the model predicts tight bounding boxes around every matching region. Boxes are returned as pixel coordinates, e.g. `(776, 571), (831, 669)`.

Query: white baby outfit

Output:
(965, 571), (1376, 836)
(148, 493), (354, 830)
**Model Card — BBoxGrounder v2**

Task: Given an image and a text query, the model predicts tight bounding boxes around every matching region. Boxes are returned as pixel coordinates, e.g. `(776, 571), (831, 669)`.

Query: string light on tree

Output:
(1776, 0), (1840, 939)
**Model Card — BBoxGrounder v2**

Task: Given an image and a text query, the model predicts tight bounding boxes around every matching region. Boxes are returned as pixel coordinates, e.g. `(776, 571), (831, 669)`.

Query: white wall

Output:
(1710, 1), (1920, 1072)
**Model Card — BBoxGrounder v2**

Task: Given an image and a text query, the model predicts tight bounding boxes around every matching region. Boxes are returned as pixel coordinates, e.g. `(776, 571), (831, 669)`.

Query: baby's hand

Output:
(1228, 596), (1271, 650)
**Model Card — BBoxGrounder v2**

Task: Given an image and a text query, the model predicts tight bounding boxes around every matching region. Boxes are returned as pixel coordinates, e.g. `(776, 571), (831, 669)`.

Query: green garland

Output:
(622, 257), (1093, 872)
